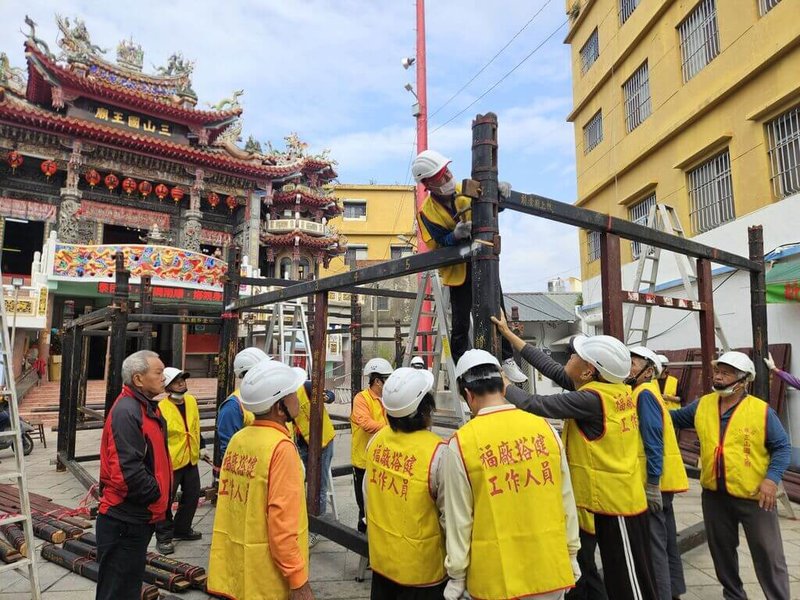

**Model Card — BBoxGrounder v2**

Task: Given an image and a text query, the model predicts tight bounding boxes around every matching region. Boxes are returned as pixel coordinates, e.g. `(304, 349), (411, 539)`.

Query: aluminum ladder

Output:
(263, 300), (313, 370)
(0, 273), (42, 598)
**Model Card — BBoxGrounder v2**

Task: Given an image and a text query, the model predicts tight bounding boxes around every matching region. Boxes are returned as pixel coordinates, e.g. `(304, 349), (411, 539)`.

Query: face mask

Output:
(279, 399), (294, 423)
(169, 391), (185, 401)
(431, 179), (456, 196)
(624, 363), (651, 387)
(712, 375), (747, 397)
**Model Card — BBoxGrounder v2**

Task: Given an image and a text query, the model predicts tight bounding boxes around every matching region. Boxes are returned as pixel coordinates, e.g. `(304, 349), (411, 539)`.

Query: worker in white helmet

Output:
(412, 149), (527, 385)
(492, 312), (659, 599)
(217, 347), (271, 459)
(350, 357), (393, 533)
(443, 349), (579, 600)
(207, 360), (314, 600)
(410, 356), (427, 370)
(670, 351), (791, 600)
(655, 354), (682, 410)
(627, 347), (688, 600)
(364, 367), (447, 598)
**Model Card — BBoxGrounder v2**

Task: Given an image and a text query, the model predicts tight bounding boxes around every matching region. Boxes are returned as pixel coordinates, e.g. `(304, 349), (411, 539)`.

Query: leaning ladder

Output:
(624, 203), (730, 351)
(264, 301), (313, 370)
(0, 274), (42, 598)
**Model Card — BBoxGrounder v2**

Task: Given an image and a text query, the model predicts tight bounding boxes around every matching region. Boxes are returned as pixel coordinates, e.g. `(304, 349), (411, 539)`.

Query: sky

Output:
(0, 0), (581, 292)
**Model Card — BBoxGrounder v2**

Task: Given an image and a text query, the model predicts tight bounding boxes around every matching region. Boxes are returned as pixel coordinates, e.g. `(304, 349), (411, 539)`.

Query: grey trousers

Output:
(649, 492), (686, 600)
(701, 488), (791, 600)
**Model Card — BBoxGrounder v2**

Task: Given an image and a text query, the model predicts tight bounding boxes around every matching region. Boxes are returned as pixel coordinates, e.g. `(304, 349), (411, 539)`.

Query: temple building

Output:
(0, 15), (344, 379)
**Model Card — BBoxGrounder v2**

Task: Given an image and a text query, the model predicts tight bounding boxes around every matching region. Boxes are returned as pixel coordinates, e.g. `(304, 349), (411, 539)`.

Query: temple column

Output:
(57, 140), (83, 243)
(181, 168), (203, 252)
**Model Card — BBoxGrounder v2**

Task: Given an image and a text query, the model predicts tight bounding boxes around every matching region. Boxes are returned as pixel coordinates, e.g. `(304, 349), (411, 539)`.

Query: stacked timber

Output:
(0, 523), (27, 556)
(0, 536), (22, 563)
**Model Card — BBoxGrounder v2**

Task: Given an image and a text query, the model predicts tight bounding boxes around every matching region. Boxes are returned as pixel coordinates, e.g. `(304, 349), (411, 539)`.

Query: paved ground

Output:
(2, 407), (800, 599)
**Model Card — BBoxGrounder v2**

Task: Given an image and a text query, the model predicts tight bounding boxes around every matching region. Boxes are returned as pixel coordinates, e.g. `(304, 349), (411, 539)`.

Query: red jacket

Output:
(99, 384), (172, 524)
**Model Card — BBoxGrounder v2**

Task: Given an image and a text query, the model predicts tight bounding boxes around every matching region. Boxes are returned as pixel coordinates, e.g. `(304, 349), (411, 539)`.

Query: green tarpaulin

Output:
(766, 254), (800, 303)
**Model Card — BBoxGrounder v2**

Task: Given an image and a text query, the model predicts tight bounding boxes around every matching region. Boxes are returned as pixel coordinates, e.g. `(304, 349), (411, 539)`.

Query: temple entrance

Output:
(102, 224), (144, 245)
(1, 218), (45, 277)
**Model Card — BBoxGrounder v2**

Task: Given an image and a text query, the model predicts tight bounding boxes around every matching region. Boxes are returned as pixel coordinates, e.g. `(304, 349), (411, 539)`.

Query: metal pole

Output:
(600, 233), (624, 339)
(749, 226), (769, 400)
(104, 252), (129, 417)
(696, 258), (715, 392)
(470, 113), (502, 356)
(307, 292), (329, 516)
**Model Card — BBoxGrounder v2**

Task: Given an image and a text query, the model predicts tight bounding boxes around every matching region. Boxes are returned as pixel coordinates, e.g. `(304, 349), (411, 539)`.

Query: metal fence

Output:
(629, 193), (657, 258)
(678, 0), (720, 82)
(766, 105), (800, 199)
(688, 150), (735, 234)
(583, 110), (603, 154)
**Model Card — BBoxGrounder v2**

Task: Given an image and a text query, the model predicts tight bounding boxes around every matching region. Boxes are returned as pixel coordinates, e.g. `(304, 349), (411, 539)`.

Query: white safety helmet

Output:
(382, 367), (435, 418)
(455, 349), (502, 382)
(233, 347), (271, 378)
(656, 354), (670, 368)
(364, 357), (394, 378)
(240, 360), (306, 415)
(629, 346), (662, 377)
(410, 356), (426, 369)
(712, 351), (756, 382)
(163, 367), (190, 389)
(572, 335), (631, 384)
(411, 150), (451, 184)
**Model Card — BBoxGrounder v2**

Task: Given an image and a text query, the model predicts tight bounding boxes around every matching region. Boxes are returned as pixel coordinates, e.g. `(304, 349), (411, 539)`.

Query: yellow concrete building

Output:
(565, 0), (800, 280)
(321, 184), (417, 277)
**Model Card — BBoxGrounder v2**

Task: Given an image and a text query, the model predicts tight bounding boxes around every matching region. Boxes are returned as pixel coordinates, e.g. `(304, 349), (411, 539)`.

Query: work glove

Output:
(764, 353), (776, 372)
(498, 181), (512, 199)
(200, 448), (211, 462)
(444, 578), (470, 600)
(646, 483), (663, 512)
(453, 221), (472, 241)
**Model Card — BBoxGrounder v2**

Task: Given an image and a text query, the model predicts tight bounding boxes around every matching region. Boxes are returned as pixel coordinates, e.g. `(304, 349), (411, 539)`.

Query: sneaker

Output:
(156, 540), (175, 555)
(502, 358), (528, 383)
(309, 533), (321, 548)
(173, 530), (202, 541)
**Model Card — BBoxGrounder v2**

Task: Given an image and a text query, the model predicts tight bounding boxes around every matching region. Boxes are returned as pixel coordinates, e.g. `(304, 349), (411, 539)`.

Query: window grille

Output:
(343, 201), (367, 219)
(580, 29), (599, 75)
(678, 0), (720, 82)
(371, 296), (390, 312)
(766, 106), (800, 199)
(587, 230), (601, 263)
(623, 62), (651, 132)
(583, 111), (603, 154)
(688, 150), (735, 234)
(759, 0), (781, 15)
(628, 193), (657, 258)
(619, 0), (641, 24)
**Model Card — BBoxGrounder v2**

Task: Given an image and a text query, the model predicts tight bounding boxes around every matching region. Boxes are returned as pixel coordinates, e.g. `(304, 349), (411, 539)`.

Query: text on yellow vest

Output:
(565, 380), (647, 515)
(366, 427), (446, 586)
(207, 423), (308, 600)
(416, 185), (472, 286)
(350, 388), (386, 469)
(294, 384), (335, 448)
(455, 407), (574, 598)
(158, 394), (201, 470)
(695, 393), (770, 500)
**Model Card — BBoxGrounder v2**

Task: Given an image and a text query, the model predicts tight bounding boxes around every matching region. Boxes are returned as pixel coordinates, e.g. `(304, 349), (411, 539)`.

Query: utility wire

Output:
(428, 0), (553, 119)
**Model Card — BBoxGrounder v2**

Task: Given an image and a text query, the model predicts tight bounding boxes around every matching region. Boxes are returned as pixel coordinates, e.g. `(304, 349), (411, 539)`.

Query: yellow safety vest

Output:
(661, 375), (681, 410)
(294, 385), (336, 448)
(158, 393), (201, 470)
(695, 393), (770, 500)
(207, 423), (308, 600)
(634, 381), (689, 493)
(577, 507), (595, 535)
(565, 381), (647, 516)
(455, 407), (574, 598)
(350, 388), (386, 469)
(366, 427), (446, 586)
(416, 185), (472, 287)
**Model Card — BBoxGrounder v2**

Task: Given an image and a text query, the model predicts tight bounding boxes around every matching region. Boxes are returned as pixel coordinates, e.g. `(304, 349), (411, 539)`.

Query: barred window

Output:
(343, 200), (367, 219)
(759, 0), (781, 15)
(628, 193), (657, 259)
(766, 106), (800, 199)
(619, 0), (641, 24)
(587, 231), (601, 263)
(580, 29), (599, 75)
(583, 111), (603, 154)
(623, 62), (651, 132)
(678, 0), (720, 82)
(688, 150), (735, 234)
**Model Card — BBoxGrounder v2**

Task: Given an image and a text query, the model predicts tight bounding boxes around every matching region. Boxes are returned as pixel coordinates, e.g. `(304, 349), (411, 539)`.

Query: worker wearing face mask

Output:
(670, 351), (791, 600)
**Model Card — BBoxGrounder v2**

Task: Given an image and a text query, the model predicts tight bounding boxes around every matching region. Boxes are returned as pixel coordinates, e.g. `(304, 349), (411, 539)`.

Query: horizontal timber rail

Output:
(503, 191), (760, 272)
(239, 276), (421, 300)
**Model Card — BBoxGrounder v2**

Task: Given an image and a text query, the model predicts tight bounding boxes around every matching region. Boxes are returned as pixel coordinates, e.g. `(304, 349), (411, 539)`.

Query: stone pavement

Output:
(2, 420), (800, 599)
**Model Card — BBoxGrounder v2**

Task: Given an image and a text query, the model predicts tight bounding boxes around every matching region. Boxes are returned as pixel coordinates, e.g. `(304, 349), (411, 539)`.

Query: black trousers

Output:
(353, 466), (367, 532)
(565, 529), (608, 600)
(371, 572), (446, 600)
(594, 512), (659, 600)
(156, 463), (201, 542)
(95, 513), (154, 600)
(449, 267), (514, 364)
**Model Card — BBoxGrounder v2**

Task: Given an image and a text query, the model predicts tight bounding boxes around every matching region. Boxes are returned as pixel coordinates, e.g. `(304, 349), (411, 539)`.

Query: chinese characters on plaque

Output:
(92, 105), (173, 137)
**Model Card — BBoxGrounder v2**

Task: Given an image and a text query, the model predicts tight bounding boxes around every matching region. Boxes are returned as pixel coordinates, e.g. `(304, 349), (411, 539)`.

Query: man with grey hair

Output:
(96, 350), (172, 600)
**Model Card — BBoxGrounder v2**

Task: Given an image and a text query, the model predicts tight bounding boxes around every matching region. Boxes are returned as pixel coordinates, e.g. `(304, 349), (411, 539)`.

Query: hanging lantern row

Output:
(40, 159), (58, 179)
(81, 169), (187, 202)
(170, 186), (184, 204)
(6, 151), (23, 173)
(85, 169), (101, 187)
(122, 177), (137, 195)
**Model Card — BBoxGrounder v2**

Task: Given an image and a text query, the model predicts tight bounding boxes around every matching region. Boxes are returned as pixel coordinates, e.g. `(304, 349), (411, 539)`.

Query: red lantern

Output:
(40, 159), (57, 179)
(7, 151), (23, 173)
(226, 195), (237, 212)
(207, 192), (220, 210)
(139, 181), (152, 198)
(121, 177), (137, 195)
(170, 186), (185, 204)
(85, 169), (101, 187)
(104, 173), (119, 191)
(154, 183), (169, 201)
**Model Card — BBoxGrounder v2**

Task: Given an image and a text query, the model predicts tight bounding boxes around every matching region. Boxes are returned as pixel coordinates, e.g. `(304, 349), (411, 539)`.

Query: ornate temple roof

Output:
(271, 183), (343, 216)
(261, 230), (344, 253)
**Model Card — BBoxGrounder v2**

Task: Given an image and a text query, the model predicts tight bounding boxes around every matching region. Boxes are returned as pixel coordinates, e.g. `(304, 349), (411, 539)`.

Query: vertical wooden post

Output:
(56, 300), (75, 470)
(307, 292), (329, 516)
(350, 292), (362, 406)
(600, 233), (623, 339)
(104, 252), (129, 417)
(139, 274), (153, 351)
(696, 258), (715, 392)
(76, 306), (92, 418)
(749, 226), (769, 400)
(470, 113), (502, 355)
(394, 319), (403, 368)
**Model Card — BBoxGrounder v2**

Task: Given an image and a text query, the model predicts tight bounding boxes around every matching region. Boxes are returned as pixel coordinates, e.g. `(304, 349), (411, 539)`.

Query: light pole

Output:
(10, 277), (23, 362)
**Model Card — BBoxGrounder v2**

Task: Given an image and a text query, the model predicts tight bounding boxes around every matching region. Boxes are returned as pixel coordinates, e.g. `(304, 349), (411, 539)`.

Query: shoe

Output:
(502, 358), (528, 383)
(309, 533), (321, 548)
(156, 540), (175, 555)
(173, 530), (202, 541)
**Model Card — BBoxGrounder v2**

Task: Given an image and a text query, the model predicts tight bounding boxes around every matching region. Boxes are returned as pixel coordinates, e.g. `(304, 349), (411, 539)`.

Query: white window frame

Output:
(678, 0), (720, 82)
(619, 0), (641, 24)
(628, 193), (657, 259)
(759, 0), (781, 15)
(583, 110), (603, 154)
(580, 29), (599, 75)
(342, 199), (367, 220)
(587, 230), (601, 263)
(623, 62), (651, 133)
(688, 150), (735, 234)
(766, 105), (800, 199)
